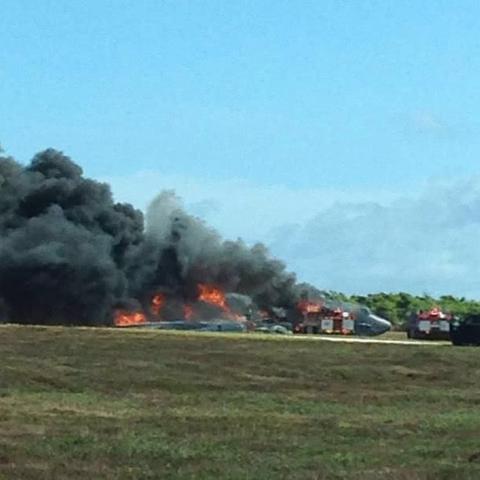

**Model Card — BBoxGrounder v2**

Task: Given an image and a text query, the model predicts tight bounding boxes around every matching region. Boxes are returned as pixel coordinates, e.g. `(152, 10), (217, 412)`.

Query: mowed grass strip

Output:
(1, 326), (480, 479)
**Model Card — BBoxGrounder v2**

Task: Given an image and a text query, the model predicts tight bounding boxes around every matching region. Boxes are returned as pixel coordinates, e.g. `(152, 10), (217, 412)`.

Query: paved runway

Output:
(296, 334), (449, 346)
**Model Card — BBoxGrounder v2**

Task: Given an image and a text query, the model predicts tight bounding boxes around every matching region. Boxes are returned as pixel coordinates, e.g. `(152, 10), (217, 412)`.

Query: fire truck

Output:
(292, 298), (391, 336)
(406, 307), (452, 340)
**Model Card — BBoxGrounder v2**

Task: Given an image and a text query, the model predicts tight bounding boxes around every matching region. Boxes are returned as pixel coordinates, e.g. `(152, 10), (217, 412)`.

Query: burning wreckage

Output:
(115, 286), (391, 336)
(0, 148), (391, 337)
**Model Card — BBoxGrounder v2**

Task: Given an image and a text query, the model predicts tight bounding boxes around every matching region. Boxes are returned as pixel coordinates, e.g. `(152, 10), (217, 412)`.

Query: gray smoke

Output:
(145, 191), (298, 305)
(0, 149), (302, 325)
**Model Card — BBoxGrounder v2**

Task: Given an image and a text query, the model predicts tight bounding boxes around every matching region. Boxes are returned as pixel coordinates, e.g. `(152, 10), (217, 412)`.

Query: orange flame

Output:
(196, 283), (242, 320)
(151, 293), (165, 316)
(297, 300), (323, 314)
(114, 310), (147, 327)
(183, 304), (193, 320)
(198, 284), (227, 309)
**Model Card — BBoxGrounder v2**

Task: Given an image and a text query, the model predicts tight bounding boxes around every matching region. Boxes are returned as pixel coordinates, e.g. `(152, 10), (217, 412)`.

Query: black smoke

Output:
(0, 149), (303, 325)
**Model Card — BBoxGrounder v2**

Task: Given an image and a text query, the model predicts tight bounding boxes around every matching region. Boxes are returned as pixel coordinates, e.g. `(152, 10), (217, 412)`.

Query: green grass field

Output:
(1, 326), (480, 479)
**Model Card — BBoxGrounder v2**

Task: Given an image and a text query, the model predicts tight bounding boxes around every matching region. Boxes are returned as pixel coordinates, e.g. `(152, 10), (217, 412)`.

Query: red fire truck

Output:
(406, 307), (452, 340)
(294, 301), (355, 335)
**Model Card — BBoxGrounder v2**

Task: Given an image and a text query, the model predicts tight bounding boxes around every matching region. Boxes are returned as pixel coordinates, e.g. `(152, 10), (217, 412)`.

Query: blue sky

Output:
(2, 1), (480, 296)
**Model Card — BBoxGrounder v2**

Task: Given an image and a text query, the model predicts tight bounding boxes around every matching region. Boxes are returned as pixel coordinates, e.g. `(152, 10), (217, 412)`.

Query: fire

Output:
(196, 283), (241, 320)
(151, 293), (165, 316)
(297, 300), (323, 314)
(114, 284), (242, 326)
(114, 310), (147, 327)
(198, 284), (227, 310)
(183, 304), (193, 320)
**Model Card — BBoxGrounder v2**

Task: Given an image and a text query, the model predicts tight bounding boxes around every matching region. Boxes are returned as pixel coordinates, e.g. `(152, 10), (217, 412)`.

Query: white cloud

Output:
(268, 177), (480, 297)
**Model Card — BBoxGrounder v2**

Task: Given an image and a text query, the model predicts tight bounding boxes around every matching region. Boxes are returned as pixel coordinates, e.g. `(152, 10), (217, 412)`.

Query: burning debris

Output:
(151, 294), (165, 316)
(0, 148), (307, 327)
(114, 311), (147, 327)
(113, 283), (252, 327)
(198, 284), (228, 310)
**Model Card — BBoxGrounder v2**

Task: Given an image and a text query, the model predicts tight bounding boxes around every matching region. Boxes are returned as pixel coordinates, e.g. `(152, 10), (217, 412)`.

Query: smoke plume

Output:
(0, 149), (301, 325)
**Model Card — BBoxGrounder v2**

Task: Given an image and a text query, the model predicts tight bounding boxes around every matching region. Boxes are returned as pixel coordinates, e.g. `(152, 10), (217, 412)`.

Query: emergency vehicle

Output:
(406, 307), (451, 340)
(294, 302), (356, 335)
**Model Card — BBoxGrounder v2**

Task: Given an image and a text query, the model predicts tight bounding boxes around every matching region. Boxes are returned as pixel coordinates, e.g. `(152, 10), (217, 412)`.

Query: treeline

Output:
(328, 292), (480, 330)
